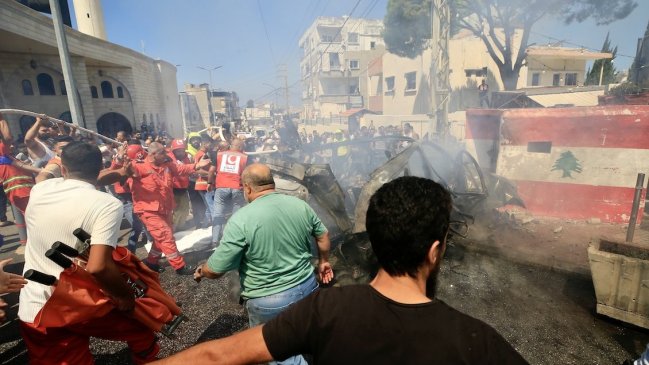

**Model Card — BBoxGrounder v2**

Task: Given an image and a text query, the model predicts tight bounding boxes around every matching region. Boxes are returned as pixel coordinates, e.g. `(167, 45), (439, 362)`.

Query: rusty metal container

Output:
(588, 239), (649, 329)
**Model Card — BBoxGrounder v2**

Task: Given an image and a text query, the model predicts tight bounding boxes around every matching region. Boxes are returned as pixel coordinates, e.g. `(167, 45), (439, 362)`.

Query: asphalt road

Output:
(1, 223), (648, 364)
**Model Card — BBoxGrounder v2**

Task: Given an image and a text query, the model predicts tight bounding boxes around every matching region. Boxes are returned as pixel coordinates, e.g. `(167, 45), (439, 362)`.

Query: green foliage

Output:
(383, 0), (431, 59)
(584, 33), (617, 86)
(607, 82), (643, 96)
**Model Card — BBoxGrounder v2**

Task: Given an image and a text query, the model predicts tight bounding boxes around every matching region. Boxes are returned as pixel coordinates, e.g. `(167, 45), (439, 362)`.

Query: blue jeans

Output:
(199, 190), (214, 226)
(246, 275), (318, 365)
(116, 194), (146, 252)
(0, 188), (7, 222)
(211, 188), (244, 244)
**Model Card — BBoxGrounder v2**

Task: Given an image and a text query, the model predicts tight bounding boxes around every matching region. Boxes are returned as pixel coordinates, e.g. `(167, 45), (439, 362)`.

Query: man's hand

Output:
(193, 265), (203, 283)
(195, 158), (210, 170)
(0, 258), (27, 294)
(318, 260), (334, 285)
(0, 298), (6, 322)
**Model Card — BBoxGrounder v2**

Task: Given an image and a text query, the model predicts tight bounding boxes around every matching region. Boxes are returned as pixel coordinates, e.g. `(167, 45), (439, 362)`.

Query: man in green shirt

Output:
(194, 163), (333, 365)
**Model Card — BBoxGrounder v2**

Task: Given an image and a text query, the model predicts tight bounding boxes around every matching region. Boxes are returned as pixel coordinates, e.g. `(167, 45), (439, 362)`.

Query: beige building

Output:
(179, 84), (241, 133)
(0, 0), (182, 139)
(368, 29), (612, 123)
(299, 17), (385, 121)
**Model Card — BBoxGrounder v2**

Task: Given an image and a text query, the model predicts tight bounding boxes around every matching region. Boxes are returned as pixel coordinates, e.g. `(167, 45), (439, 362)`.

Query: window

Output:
(60, 80), (67, 95)
(321, 34), (334, 42)
(37, 73), (55, 95)
(348, 32), (359, 44)
(405, 71), (417, 91)
(101, 81), (114, 98)
(565, 73), (577, 86)
(531, 73), (540, 86)
(349, 60), (359, 70)
(385, 76), (395, 93)
(552, 73), (561, 86)
(117, 86), (124, 98)
(465, 67), (488, 78)
(22, 80), (34, 95)
(370, 41), (376, 50)
(329, 53), (340, 68)
(90, 86), (98, 98)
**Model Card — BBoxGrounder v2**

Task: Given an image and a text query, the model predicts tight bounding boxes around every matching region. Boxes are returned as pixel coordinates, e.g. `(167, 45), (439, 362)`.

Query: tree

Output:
(246, 99), (254, 108)
(552, 151), (583, 178)
(384, 0), (637, 90)
(630, 20), (649, 86)
(585, 33), (617, 86)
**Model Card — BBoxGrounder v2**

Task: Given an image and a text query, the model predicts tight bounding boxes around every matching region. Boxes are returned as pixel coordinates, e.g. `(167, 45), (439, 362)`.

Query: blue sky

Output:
(69, 0), (648, 105)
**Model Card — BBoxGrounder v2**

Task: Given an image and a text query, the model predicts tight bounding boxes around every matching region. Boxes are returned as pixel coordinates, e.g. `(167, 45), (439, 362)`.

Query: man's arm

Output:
(85, 244), (134, 311)
(152, 326), (273, 364)
(35, 164), (59, 183)
(24, 117), (46, 156)
(315, 231), (333, 284)
(172, 158), (211, 177)
(12, 159), (42, 175)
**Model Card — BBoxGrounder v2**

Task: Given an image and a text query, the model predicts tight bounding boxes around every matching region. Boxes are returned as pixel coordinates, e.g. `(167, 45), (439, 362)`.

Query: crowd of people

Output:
(0, 111), (539, 364)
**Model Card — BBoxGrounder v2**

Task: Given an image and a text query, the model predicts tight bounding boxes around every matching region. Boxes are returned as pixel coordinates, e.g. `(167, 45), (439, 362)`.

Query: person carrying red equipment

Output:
(19, 141), (159, 365)
(124, 142), (210, 275)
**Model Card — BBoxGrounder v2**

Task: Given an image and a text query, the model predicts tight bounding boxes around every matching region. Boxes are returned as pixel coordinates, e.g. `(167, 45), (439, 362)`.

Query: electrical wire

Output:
(257, 0), (277, 65)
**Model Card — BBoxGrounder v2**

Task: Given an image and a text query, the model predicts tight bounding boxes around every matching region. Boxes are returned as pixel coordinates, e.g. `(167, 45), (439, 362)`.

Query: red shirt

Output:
(168, 152), (190, 190)
(215, 150), (247, 189)
(193, 150), (209, 191)
(130, 159), (195, 214)
(0, 141), (33, 200)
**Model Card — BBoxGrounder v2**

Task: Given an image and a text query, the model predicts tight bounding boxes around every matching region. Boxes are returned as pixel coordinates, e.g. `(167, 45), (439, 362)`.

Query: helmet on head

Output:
(170, 139), (185, 151)
(127, 144), (147, 161)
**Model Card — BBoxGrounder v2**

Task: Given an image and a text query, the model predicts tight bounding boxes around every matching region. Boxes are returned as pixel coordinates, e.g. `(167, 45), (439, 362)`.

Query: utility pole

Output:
(49, 0), (84, 127)
(198, 65), (222, 125)
(278, 64), (289, 117)
(429, 0), (450, 138)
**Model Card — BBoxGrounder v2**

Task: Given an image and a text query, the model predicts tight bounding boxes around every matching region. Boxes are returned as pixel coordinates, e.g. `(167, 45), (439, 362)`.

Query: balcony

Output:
(318, 94), (363, 108)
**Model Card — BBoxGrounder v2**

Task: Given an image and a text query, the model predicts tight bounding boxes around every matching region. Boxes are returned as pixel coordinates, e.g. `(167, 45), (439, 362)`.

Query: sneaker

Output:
(175, 265), (196, 276)
(0, 221), (14, 227)
(14, 245), (25, 255)
(144, 262), (164, 273)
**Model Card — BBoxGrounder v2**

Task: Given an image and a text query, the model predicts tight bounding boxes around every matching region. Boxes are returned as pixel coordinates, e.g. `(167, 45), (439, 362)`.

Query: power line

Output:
(531, 31), (635, 59)
(257, 0), (277, 65)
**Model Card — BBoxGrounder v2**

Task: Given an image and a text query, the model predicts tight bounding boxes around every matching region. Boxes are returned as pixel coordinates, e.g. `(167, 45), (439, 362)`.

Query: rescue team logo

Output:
(552, 151), (583, 179)
(219, 154), (241, 174)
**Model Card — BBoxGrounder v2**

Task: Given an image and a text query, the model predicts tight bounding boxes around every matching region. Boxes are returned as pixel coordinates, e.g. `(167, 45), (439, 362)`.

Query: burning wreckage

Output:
(257, 136), (523, 285)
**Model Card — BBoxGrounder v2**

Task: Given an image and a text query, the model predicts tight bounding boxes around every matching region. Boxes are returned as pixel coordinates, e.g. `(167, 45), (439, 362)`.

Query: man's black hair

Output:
(61, 141), (102, 181)
(128, 138), (142, 145)
(52, 135), (74, 144)
(366, 176), (452, 278)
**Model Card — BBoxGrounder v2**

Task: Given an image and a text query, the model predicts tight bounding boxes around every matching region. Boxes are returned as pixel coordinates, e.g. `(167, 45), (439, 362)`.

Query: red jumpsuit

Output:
(0, 141), (33, 245)
(130, 159), (196, 269)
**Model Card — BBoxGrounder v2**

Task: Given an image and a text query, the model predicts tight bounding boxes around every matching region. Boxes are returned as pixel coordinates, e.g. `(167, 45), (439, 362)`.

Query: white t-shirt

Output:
(18, 178), (124, 323)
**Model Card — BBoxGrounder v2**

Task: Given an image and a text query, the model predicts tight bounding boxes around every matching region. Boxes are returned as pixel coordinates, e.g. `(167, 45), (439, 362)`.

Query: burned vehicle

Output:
(258, 136), (522, 285)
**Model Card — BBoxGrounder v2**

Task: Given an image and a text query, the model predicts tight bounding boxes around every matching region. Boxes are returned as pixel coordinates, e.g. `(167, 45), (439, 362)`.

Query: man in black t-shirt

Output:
(153, 177), (529, 365)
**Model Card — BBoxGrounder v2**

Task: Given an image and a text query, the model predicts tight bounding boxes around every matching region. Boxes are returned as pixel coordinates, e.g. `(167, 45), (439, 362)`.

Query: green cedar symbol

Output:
(552, 151), (583, 178)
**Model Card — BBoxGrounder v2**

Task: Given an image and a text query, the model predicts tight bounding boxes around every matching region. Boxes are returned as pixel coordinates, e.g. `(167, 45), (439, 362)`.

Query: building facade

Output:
(0, 0), (183, 139)
(299, 17), (385, 121)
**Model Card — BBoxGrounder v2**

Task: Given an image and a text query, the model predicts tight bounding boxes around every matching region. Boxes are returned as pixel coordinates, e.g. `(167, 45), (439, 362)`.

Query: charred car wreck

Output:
(258, 136), (522, 285)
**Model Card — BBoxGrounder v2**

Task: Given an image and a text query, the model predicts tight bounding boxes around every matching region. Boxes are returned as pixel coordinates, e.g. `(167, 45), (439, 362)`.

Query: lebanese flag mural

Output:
(492, 106), (649, 223)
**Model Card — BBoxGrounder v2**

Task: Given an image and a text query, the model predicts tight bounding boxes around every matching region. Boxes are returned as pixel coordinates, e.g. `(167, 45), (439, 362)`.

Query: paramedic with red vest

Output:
(211, 138), (248, 246)
(128, 142), (210, 275)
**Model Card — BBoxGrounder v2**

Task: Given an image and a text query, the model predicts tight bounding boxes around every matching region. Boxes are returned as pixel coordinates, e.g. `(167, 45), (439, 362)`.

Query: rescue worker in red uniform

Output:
(192, 137), (213, 228)
(127, 142), (210, 275)
(211, 138), (248, 246)
(0, 114), (36, 250)
(168, 139), (191, 231)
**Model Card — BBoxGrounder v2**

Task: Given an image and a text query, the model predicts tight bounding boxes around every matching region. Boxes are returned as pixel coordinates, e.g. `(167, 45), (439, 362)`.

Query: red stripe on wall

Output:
(514, 180), (645, 223)
(465, 109), (502, 140)
(501, 106), (649, 149)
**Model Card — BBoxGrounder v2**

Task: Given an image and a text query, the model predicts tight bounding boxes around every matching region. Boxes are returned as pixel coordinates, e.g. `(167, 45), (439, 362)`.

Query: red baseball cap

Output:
(127, 144), (147, 161)
(170, 139), (185, 151)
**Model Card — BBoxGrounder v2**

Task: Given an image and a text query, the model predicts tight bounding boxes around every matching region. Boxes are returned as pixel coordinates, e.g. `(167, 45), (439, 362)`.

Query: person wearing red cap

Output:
(125, 142), (210, 275)
(168, 139), (191, 231)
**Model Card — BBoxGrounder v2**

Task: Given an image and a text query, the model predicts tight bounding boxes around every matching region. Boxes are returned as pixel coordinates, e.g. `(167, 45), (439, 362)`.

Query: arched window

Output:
(101, 81), (114, 98)
(117, 86), (124, 98)
(60, 80), (67, 95)
(22, 80), (34, 95)
(59, 111), (72, 123)
(90, 86), (98, 98)
(37, 73), (56, 95)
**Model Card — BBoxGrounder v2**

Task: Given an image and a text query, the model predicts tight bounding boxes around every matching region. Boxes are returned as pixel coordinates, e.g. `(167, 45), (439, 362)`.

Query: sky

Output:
(68, 0), (649, 106)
